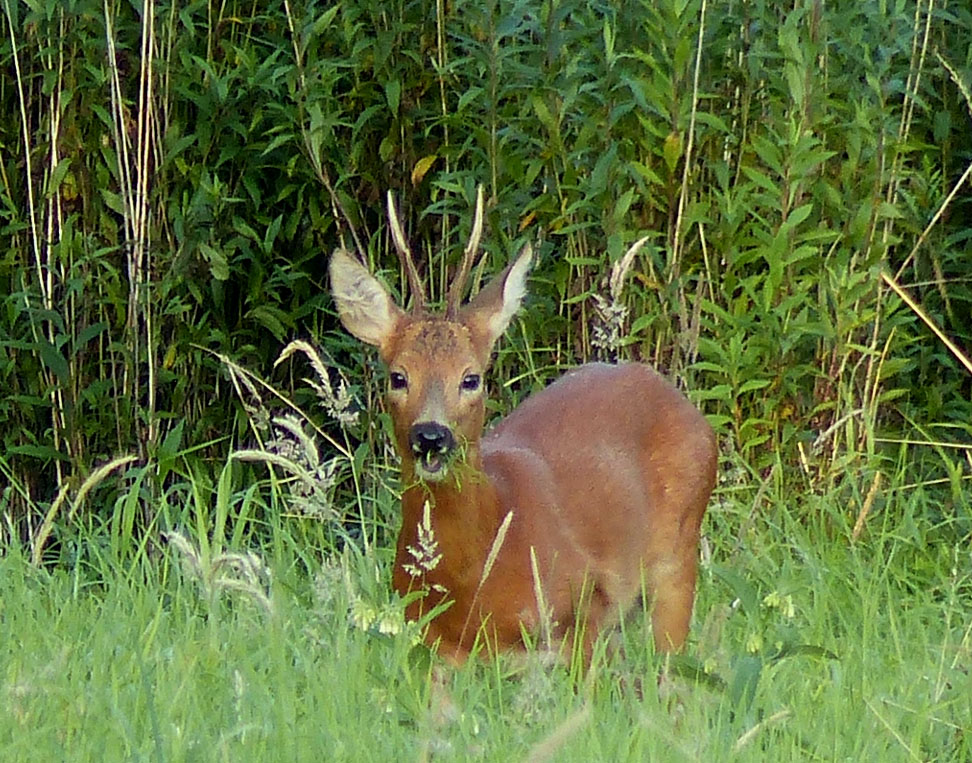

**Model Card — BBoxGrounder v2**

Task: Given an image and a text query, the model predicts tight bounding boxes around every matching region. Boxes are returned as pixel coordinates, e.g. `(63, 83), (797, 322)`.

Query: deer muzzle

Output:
(409, 422), (456, 481)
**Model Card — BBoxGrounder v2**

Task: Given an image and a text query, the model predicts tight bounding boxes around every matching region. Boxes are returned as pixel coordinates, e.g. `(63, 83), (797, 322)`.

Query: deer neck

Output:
(400, 446), (502, 581)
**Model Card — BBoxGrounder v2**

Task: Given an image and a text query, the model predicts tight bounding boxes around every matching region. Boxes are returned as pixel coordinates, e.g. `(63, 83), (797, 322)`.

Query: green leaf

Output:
(740, 165), (778, 196)
(729, 654), (764, 710)
(263, 214), (283, 254)
(751, 136), (783, 176)
(384, 79), (401, 116)
(785, 62), (805, 109)
(783, 202), (813, 230)
(612, 188), (636, 225)
(246, 305), (288, 339)
(38, 339), (69, 383)
(770, 643), (839, 662)
(630, 161), (663, 187)
(46, 158), (72, 199)
(199, 242), (230, 281)
(100, 188), (127, 216)
(712, 566), (761, 615)
(158, 419), (185, 485)
(311, 4), (340, 37)
(589, 144), (617, 196)
(8, 444), (68, 461)
(629, 314), (655, 335)
(738, 379), (771, 394)
(74, 322), (108, 353)
(457, 86), (482, 112)
(531, 95), (559, 140)
(663, 132), (682, 173)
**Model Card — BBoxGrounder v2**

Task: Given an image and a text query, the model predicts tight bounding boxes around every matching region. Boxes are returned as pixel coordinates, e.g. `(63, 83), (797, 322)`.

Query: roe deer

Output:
(329, 188), (717, 664)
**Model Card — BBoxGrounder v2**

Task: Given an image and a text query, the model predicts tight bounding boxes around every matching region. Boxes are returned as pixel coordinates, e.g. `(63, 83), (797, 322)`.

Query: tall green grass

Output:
(1, 469), (969, 760)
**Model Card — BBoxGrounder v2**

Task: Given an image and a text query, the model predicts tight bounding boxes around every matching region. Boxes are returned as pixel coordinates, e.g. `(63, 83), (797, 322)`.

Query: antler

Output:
(387, 190), (426, 312)
(445, 185), (485, 318)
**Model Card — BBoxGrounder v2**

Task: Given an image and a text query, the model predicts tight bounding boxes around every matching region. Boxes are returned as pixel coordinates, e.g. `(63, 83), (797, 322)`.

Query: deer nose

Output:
(409, 422), (456, 457)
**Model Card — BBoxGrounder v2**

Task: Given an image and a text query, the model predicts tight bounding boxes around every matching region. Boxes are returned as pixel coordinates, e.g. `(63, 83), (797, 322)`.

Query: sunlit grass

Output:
(1, 464), (968, 761)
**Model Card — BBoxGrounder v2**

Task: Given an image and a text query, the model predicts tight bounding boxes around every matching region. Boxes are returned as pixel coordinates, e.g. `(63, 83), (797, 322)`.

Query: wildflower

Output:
(763, 591), (796, 619)
(402, 500), (442, 579)
(590, 236), (648, 361)
(276, 340), (359, 428)
(350, 599), (378, 631)
(235, 414), (340, 520)
(746, 632), (764, 654)
(164, 531), (274, 616)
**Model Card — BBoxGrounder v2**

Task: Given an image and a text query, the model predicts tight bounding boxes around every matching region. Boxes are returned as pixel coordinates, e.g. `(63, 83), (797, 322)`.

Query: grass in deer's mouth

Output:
(415, 448), (456, 481)
(421, 453), (446, 473)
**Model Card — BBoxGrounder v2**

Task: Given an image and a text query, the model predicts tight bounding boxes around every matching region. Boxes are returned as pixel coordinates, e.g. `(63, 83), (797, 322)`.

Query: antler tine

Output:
(446, 185), (485, 317)
(386, 190), (426, 312)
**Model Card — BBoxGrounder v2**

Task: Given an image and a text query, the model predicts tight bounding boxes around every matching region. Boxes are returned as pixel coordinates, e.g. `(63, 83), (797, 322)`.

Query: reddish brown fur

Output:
(330, 241), (717, 665)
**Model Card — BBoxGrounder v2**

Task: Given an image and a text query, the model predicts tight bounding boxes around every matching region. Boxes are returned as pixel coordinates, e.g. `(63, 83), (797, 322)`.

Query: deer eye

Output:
(389, 372), (408, 391)
(460, 374), (481, 392)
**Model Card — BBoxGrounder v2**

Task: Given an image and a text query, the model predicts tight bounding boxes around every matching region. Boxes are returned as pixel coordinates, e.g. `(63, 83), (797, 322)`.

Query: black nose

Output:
(409, 422), (456, 456)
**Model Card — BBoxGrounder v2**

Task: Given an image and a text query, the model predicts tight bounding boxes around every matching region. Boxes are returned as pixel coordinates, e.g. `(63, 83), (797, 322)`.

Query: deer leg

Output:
(648, 554), (698, 653)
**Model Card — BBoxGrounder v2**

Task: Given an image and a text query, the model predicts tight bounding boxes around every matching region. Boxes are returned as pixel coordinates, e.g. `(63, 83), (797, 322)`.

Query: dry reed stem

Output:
(873, 438), (972, 452)
(529, 545), (553, 650)
(208, 347), (353, 457)
(893, 159), (972, 281)
(282, 0), (365, 257)
(732, 708), (792, 753)
(869, 0), (934, 405)
(3, 4), (40, 270)
(669, 0), (707, 322)
(851, 471), (883, 542)
(523, 705), (592, 763)
(866, 328), (897, 421)
(937, 52), (972, 117)
(31, 455), (137, 565)
(884, 0), (934, 230)
(881, 272), (972, 376)
(137, 0), (158, 444)
(5, 3), (70, 484)
(457, 510), (514, 650)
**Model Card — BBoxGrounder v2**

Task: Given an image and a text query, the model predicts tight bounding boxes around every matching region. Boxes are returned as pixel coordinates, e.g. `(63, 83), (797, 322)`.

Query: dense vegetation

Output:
(0, 0), (969, 759)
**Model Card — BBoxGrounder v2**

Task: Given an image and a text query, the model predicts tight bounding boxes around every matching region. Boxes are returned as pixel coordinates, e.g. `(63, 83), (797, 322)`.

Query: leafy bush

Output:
(0, 0), (969, 559)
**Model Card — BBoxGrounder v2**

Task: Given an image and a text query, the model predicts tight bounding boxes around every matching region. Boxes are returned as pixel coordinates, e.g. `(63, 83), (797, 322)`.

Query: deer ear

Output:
(329, 249), (404, 348)
(461, 244), (532, 350)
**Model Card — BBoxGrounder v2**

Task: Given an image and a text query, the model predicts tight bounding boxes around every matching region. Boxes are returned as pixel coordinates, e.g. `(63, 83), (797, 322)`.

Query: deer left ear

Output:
(462, 244), (532, 350)
(329, 248), (404, 349)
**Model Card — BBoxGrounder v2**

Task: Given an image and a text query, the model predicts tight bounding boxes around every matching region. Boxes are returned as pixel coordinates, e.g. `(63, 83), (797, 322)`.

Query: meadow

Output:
(1, 0), (970, 760)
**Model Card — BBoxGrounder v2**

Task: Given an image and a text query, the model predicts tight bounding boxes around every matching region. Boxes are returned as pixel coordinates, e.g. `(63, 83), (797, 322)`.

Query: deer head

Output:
(329, 190), (532, 482)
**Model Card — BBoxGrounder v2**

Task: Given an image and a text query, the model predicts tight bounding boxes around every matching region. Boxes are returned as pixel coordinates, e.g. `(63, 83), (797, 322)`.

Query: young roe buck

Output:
(329, 188), (717, 664)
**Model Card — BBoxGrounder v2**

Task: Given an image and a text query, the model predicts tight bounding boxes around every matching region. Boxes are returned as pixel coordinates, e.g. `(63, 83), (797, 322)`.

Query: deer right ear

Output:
(462, 243), (533, 350)
(329, 249), (404, 348)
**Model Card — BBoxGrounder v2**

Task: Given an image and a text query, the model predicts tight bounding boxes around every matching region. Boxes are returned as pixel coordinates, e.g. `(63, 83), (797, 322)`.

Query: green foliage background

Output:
(1, 0), (969, 560)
